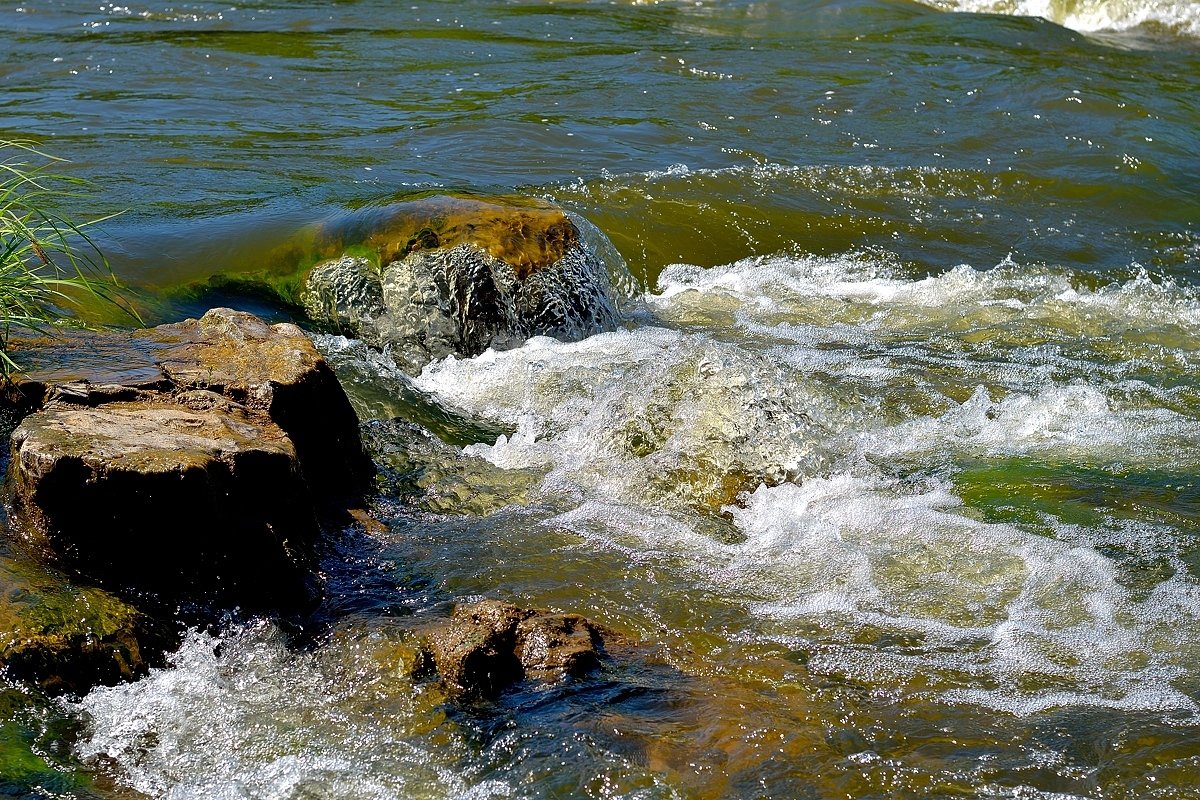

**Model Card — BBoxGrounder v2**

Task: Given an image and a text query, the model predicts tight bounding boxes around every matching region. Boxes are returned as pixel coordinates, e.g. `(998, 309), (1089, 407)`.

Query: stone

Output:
(0, 552), (163, 694)
(301, 195), (625, 374)
(320, 194), (585, 276)
(8, 401), (320, 612)
(4, 308), (373, 614)
(516, 611), (604, 682)
(420, 600), (609, 698)
(141, 307), (374, 497)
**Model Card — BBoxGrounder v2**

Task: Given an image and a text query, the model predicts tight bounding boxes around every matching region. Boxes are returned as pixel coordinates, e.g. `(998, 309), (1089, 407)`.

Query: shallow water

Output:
(2, 0), (1200, 798)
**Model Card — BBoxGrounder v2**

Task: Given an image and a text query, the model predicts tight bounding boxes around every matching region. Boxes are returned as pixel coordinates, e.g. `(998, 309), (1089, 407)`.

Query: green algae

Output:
(0, 681), (143, 800)
(0, 553), (148, 695)
(954, 458), (1200, 536)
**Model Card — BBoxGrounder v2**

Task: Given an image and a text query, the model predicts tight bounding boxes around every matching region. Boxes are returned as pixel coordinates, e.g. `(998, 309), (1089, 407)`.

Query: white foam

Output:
(916, 0), (1200, 35)
(729, 477), (1200, 716)
(396, 251), (1200, 718)
(418, 326), (859, 510)
(865, 383), (1200, 467)
(73, 624), (509, 800)
(653, 256), (1200, 338)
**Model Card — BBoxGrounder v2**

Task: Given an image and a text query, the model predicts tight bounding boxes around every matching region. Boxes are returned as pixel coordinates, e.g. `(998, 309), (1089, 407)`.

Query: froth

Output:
(734, 477), (1200, 716)
(867, 383), (1200, 467)
(917, 0), (1200, 35)
(73, 624), (506, 800)
(419, 327), (860, 512)
(392, 250), (1200, 718)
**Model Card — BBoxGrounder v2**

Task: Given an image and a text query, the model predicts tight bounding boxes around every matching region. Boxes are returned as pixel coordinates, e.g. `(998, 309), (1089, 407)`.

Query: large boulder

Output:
(9, 400), (320, 612)
(302, 195), (626, 374)
(4, 308), (372, 614)
(142, 308), (374, 497)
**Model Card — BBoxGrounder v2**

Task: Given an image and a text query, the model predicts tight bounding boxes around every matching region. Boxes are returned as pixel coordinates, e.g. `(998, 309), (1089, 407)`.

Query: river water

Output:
(2, 1), (1200, 798)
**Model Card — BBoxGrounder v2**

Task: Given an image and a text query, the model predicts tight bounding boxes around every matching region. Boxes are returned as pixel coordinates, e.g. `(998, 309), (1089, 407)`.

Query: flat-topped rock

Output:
(9, 401), (320, 612)
(145, 310), (321, 400)
(4, 308), (373, 616)
(140, 308), (374, 495)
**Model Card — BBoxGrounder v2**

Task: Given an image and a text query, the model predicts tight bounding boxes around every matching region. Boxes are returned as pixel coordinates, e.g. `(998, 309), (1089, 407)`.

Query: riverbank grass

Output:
(0, 139), (132, 376)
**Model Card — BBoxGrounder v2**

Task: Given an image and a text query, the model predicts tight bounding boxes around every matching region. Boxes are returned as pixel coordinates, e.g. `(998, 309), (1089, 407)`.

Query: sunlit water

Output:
(2, 0), (1200, 798)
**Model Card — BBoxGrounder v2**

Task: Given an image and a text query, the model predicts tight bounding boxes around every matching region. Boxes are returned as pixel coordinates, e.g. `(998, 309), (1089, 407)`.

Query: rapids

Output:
(1, 0), (1199, 798)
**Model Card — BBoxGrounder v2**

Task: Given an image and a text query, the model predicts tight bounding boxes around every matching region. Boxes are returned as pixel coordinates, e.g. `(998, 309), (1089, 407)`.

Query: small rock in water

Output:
(302, 195), (625, 374)
(419, 599), (610, 699)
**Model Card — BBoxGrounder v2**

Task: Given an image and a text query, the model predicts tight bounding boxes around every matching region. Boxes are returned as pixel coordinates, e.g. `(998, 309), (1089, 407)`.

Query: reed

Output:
(0, 139), (133, 376)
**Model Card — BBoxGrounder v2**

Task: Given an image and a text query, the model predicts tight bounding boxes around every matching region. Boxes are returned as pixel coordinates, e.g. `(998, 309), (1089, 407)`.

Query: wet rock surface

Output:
(418, 599), (611, 699)
(0, 552), (162, 695)
(302, 195), (624, 374)
(141, 308), (374, 496)
(9, 402), (320, 612)
(5, 308), (371, 614)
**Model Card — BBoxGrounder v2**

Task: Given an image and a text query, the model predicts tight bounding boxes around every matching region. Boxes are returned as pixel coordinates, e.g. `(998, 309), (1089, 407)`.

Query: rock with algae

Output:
(302, 195), (627, 373)
(0, 552), (163, 694)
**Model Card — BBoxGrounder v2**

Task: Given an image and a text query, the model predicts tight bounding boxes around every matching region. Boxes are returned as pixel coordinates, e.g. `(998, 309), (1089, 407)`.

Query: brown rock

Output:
(516, 611), (604, 681)
(420, 600), (609, 698)
(4, 308), (373, 614)
(8, 401), (320, 612)
(141, 307), (373, 497)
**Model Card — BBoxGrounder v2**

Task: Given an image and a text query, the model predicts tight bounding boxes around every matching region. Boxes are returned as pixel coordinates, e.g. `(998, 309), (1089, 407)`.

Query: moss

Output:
(0, 553), (148, 694)
(0, 682), (122, 798)
(166, 193), (583, 312)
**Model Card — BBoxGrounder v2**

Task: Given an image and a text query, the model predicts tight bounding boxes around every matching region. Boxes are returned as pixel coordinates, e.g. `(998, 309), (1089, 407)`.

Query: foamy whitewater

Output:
(919, 0), (1200, 36)
(411, 252), (1200, 717)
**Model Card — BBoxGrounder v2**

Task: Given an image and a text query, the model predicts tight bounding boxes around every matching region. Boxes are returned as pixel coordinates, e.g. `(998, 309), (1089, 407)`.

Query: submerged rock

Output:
(419, 600), (610, 699)
(4, 308), (371, 614)
(0, 553), (161, 694)
(302, 195), (626, 373)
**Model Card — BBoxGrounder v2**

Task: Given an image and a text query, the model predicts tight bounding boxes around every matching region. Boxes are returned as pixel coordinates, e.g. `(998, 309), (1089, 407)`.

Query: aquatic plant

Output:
(0, 139), (131, 376)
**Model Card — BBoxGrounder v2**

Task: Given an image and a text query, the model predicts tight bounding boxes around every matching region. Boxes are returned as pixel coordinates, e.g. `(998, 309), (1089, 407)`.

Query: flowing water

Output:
(2, 0), (1200, 798)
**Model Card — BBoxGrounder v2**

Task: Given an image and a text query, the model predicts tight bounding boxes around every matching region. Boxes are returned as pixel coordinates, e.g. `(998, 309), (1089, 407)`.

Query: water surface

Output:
(2, 0), (1200, 798)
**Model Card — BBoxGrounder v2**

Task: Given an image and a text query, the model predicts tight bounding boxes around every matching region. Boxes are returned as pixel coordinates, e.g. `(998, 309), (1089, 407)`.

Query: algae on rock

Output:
(0, 551), (158, 694)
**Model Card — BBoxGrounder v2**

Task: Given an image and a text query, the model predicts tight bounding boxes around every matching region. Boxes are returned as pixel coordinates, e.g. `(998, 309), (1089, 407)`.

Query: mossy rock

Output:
(301, 195), (624, 373)
(0, 552), (159, 695)
(319, 194), (582, 278)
